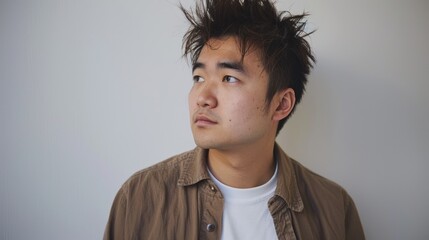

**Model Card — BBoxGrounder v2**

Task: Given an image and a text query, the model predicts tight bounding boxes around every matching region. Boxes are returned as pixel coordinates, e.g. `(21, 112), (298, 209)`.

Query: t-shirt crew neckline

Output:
(208, 162), (278, 204)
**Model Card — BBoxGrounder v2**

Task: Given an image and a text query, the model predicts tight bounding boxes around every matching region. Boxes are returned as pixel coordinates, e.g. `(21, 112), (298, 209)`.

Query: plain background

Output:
(1, 0), (428, 239)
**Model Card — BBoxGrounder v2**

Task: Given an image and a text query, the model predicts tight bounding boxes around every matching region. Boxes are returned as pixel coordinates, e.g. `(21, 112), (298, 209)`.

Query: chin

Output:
(193, 139), (214, 149)
(193, 136), (223, 149)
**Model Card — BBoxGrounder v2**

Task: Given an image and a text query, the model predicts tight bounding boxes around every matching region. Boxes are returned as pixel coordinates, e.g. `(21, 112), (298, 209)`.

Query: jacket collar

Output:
(177, 147), (211, 186)
(273, 143), (304, 212)
(177, 144), (304, 212)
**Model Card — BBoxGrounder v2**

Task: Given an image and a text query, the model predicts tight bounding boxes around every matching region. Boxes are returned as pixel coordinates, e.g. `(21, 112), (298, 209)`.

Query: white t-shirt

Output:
(208, 165), (279, 240)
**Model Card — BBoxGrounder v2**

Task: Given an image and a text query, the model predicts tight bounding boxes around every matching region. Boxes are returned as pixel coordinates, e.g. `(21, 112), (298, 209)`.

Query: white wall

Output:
(1, 0), (428, 239)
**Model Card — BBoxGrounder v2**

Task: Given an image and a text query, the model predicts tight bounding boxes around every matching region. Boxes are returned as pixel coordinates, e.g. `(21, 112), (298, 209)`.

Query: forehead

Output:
(197, 37), (263, 68)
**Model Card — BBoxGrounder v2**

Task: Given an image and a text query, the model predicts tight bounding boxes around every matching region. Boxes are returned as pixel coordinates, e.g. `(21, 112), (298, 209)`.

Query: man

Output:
(104, 0), (365, 239)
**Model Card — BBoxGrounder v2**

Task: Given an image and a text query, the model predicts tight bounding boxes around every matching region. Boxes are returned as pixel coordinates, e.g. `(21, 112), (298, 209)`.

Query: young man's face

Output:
(188, 37), (280, 151)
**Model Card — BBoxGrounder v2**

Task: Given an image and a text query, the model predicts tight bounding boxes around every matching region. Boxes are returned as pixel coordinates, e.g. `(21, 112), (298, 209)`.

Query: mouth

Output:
(194, 114), (217, 126)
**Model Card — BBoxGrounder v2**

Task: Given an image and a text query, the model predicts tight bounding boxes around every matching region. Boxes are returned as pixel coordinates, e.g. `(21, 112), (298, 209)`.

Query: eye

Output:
(193, 75), (205, 83)
(223, 75), (239, 83)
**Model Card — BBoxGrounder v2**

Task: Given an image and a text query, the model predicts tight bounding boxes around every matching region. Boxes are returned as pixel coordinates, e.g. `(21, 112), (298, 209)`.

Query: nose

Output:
(196, 82), (218, 108)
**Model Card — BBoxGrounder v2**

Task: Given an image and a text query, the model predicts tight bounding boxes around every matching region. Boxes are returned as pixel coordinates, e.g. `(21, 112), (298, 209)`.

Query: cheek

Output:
(229, 103), (258, 123)
(231, 94), (264, 115)
(250, 94), (268, 112)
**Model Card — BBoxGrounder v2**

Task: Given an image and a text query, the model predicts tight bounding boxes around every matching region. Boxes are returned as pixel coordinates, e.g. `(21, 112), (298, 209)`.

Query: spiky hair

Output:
(181, 0), (315, 133)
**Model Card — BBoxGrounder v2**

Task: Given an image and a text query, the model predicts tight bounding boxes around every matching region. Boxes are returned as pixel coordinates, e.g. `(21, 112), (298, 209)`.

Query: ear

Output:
(272, 88), (296, 121)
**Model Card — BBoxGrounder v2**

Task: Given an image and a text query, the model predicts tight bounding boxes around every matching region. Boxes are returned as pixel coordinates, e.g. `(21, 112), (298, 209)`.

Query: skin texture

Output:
(188, 37), (295, 188)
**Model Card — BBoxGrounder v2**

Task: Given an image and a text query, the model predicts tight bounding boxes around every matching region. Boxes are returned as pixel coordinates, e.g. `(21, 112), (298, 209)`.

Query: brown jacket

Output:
(104, 144), (365, 240)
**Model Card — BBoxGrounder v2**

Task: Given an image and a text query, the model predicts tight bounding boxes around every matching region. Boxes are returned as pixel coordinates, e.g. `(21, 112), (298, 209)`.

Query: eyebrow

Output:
(192, 61), (245, 73)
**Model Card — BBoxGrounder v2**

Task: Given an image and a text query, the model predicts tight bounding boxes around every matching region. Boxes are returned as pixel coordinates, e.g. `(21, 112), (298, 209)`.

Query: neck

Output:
(207, 141), (276, 188)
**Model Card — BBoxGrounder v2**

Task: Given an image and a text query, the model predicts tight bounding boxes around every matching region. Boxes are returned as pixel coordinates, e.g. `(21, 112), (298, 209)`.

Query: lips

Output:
(194, 113), (217, 126)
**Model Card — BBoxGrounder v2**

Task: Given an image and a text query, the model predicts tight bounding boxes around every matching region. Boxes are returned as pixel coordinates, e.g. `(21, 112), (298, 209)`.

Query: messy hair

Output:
(181, 0), (315, 134)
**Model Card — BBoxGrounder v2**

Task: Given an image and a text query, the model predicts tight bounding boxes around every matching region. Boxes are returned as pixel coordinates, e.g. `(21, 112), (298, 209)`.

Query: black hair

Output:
(181, 0), (315, 134)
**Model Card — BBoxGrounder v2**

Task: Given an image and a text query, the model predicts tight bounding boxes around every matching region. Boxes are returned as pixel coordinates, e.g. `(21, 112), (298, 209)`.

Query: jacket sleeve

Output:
(344, 192), (366, 240)
(103, 187), (127, 240)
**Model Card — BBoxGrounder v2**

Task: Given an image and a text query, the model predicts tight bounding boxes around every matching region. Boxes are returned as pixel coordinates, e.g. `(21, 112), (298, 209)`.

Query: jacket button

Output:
(206, 223), (216, 232)
(209, 185), (216, 192)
